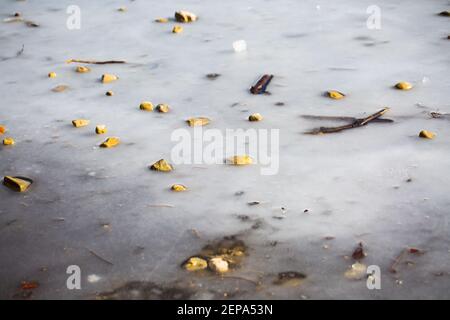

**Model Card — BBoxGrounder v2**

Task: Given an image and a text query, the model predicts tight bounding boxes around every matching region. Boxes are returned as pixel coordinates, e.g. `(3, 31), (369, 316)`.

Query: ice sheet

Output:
(0, 0), (449, 299)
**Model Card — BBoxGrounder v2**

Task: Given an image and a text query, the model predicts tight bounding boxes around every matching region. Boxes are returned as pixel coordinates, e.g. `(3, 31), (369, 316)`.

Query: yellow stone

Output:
(150, 159), (173, 172)
(139, 101), (154, 111)
(172, 25), (183, 34)
(72, 119), (90, 127)
(52, 85), (69, 92)
(155, 18), (168, 23)
(3, 137), (15, 145)
(95, 125), (107, 134)
(3, 176), (32, 192)
(229, 155), (253, 165)
(326, 90), (345, 99)
(184, 257), (207, 271)
(156, 104), (170, 113)
(208, 257), (229, 274)
(0, 125), (6, 134)
(174, 11), (197, 23)
(171, 184), (187, 192)
(75, 66), (90, 73)
(101, 74), (118, 83)
(186, 117), (210, 127)
(100, 137), (120, 148)
(117, 6), (127, 12)
(419, 130), (435, 139)
(48, 72), (56, 78)
(248, 113), (263, 121)
(105, 91), (114, 96)
(395, 82), (412, 90)
(344, 262), (367, 280)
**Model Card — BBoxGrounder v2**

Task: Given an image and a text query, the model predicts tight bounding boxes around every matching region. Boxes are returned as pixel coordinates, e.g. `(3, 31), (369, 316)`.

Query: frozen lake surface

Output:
(0, 0), (449, 299)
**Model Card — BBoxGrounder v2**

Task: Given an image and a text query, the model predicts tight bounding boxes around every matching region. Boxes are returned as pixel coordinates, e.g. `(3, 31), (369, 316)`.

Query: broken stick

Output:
(305, 107), (390, 135)
(66, 59), (126, 64)
(250, 74), (273, 94)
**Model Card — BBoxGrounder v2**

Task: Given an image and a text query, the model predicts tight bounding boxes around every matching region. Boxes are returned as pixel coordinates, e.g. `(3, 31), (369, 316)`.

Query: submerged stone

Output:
(229, 155), (253, 165)
(326, 90), (345, 99)
(419, 130), (435, 139)
(72, 119), (90, 127)
(3, 137), (14, 145)
(248, 113), (263, 121)
(171, 184), (187, 192)
(208, 257), (229, 273)
(95, 125), (107, 134)
(100, 137), (120, 148)
(150, 159), (173, 172)
(172, 25), (183, 34)
(75, 66), (90, 73)
(395, 81), (412, 90)
(174, 11), (197, 23)
(186, 117), (210, 127)
(139, 101), (154, 111)
(101, 74), (118, 83)
(183, 257), (207, 271)
(156, 104), (170, 113)
(3, 176), (32, 192)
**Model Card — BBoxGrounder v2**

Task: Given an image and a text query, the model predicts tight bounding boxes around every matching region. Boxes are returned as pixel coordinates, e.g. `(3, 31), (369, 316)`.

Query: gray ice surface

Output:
(0, 0), (449, 299)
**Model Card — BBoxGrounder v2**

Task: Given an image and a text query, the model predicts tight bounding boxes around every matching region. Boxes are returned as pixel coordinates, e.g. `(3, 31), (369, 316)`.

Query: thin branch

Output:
(305, 107), (390, 135)
(88, 249), (114, 266)
(66, 59), (126, 64)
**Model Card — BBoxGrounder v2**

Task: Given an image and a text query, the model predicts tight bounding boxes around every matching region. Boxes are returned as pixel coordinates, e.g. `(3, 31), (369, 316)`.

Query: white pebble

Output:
(232, 40), (247, 53)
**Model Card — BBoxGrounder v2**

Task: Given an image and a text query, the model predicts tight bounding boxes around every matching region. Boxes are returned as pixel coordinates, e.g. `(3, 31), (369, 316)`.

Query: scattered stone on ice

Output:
(208, 257), (229, 274)
(228, 155), (253, 165)
(186, 117), (210, 127)
(232, 40), (247, 53)
(171, 184), (187, 192)
(183, 257), (207, 271)
(274, 271), (306, 287)
(172, 25), (183, 34)
(248, 113), (263, 122)
(156, 104), (170, 113)
(419, 130), (435, 139)
(344, 262), (367, 280)
(48, 72), (56, 78)
(105, 91), (114, 96)
(100, 137), (120, 148)
(439, 11), (450, 16)
(395, 81), (413, 90)
(52, 85), (69, 92)
(155, 18), (168, 23)
(0, 125), (6, 134)
(3, 176), (33, 192)
(95, 125), (107, 135)
(326, 90), (345, 99)
(150, 159), (173, 172)
(101, 74), (118, 83)
(117, 6), (127, 12)
(72, 119), (90, 127)
(75, 66), (90, 73)
(174, 11), (197, 23)
(3, 137), (15, 145)
(139, 101), (154, 111)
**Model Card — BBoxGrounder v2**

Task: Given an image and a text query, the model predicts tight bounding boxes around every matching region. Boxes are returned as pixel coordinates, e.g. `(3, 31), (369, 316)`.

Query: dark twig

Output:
(66, 59), (126, 64)
(305, 107), (390, 135)
(250, 74), (273, 94)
